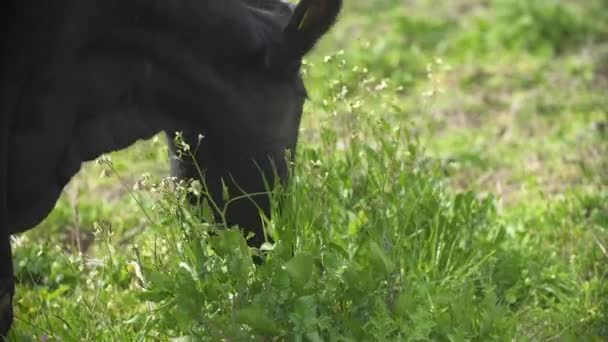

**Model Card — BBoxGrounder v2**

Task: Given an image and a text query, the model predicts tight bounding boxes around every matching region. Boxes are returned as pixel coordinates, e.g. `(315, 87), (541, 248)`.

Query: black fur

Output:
(0, 0), (341, 336)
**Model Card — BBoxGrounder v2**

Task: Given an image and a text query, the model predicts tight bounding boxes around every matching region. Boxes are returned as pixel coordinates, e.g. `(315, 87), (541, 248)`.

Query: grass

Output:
(7, 0), (608, 340)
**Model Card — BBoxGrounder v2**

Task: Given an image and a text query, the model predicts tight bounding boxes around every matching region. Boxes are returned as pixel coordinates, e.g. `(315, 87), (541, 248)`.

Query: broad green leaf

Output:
(285, 254), (315, 291)
(234, 306), (281, 335)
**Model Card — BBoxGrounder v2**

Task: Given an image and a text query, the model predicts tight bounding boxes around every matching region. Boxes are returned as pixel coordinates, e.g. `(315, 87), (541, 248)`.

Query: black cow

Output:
(0, 0), (341, 336)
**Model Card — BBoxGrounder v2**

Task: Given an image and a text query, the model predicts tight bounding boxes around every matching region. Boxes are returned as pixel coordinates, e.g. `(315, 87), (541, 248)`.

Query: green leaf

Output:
(234, 306), (281, 335)
(369, 240), (395, 275)
(46, 284), (70, 301)
(139, 269), (175, 302)
(285, 254), (315, 292)
(222, 179), (230, 202)
(147, 270), (174, 289)
(213, 230), (249, 257)
(289, 295), (320, 337)
(137, 289), (172, 303)
(200, 197), (215, 223)
(305, 331), (324, 342)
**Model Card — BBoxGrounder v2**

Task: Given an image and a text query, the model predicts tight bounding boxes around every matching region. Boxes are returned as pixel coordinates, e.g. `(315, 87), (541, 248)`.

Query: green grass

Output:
(7, 0), (608, 340)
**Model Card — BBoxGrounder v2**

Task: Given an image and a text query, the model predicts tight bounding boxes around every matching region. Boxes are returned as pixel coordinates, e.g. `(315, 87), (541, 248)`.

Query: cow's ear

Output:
(285, 0), (342, 56)
(269, 0), (341, 69)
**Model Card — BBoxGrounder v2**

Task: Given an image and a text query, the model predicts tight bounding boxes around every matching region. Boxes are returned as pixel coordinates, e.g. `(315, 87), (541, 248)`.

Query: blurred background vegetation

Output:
(8, 0), (608, 340)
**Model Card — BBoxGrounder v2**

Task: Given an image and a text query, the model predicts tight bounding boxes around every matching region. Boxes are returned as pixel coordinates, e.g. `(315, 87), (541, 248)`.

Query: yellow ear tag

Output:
(297, 9), (311, 30)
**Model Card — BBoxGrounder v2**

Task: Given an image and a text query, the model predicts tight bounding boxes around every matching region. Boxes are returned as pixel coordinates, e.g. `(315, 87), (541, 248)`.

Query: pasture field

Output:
(7, 0), (608, 340)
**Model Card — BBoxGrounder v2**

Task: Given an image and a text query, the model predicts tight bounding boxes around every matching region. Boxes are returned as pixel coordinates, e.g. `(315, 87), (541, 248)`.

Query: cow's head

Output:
(165, 0), (343, 247)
